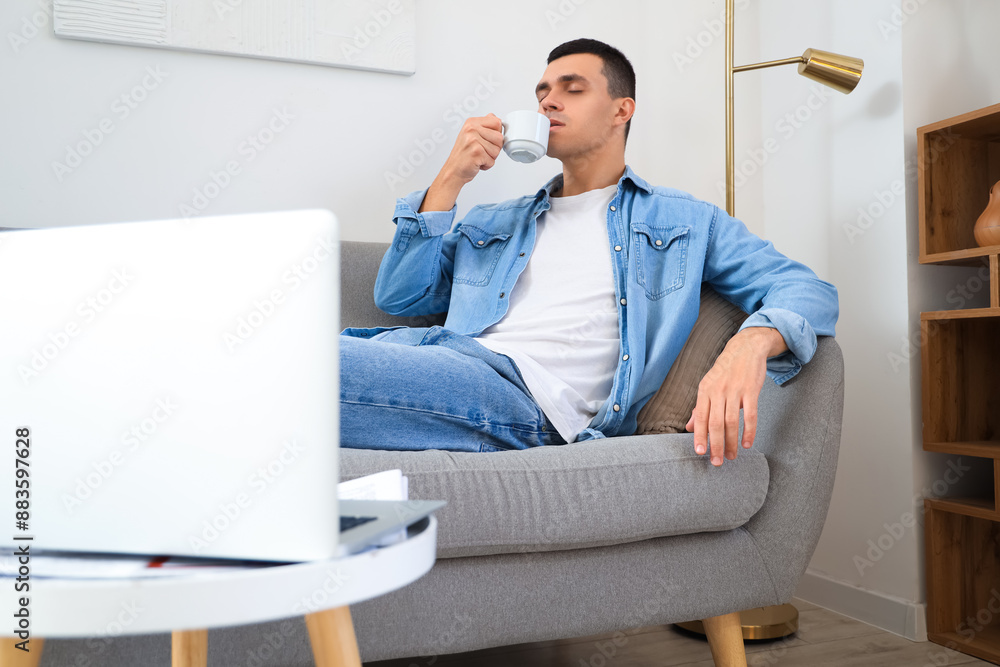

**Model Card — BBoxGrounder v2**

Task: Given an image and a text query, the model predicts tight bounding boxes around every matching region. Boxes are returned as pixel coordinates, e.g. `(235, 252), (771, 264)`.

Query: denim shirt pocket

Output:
(453, 224), (512, 286)
(630, 222), (690, 300)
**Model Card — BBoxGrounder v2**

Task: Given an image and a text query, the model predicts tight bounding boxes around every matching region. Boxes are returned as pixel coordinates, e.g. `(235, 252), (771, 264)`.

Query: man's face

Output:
(534, 52), (625, 161)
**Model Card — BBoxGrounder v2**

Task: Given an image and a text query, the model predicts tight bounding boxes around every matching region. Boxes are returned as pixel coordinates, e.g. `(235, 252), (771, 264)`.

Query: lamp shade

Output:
(798, 48), (863, 94)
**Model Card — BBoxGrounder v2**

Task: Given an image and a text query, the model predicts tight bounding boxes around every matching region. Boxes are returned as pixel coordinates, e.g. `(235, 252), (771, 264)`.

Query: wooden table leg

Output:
(305, 605), (362, 667)
(0, 638), (43, 667)
(703, 612), (748, 667)
(171, 628), (208, 667)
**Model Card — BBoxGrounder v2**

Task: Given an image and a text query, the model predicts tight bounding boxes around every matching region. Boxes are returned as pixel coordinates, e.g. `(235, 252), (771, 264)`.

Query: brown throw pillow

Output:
(635, 285), (750, 435)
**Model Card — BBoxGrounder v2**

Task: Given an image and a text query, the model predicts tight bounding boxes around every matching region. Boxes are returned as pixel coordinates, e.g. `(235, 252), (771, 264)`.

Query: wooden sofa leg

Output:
(702, 612), (747, 667)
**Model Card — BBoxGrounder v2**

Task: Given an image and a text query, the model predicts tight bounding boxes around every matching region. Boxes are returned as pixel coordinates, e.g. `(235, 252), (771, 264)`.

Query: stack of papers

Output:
(0, 469), (409, 579)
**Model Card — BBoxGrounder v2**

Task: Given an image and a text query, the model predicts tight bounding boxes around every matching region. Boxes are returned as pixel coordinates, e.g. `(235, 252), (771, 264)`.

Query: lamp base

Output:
(675, 603), (798, 641)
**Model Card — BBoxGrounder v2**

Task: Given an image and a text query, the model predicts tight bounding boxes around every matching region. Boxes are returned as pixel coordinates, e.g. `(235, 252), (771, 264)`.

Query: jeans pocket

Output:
(453, 224), (511, 286)
(631, 222), (689, 300)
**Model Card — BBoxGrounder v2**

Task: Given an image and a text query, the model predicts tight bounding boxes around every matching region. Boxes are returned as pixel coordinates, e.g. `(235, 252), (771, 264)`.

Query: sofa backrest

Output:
(340, 241), (446, 330)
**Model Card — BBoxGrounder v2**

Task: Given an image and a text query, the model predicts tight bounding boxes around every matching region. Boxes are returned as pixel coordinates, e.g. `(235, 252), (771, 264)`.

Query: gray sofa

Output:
(337, 241), (845, 663)
(35, 240), (844, 667)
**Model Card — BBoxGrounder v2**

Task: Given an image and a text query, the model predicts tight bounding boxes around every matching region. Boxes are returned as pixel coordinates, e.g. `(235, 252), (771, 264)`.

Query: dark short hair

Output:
(547, 38), (636, 145)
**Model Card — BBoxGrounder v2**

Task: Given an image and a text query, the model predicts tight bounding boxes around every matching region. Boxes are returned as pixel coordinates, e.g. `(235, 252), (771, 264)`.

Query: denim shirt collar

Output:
(533, 164), (654, 202)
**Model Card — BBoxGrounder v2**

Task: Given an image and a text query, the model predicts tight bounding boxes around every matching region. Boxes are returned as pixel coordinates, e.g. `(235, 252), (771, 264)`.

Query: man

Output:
(340, 38), (838, 466)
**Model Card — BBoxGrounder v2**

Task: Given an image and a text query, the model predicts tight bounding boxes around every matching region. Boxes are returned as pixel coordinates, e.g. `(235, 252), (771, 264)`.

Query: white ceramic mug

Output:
(501, 111), (549, 163)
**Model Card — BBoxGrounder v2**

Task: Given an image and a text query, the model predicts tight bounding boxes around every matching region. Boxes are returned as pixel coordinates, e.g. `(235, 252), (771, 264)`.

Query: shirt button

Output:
(620, 298), (626, 306)
(477, 240), (485, 245)
(622, 354), (629, 361)
(614, 245), (622, 251)
(613, 404), (620, 412)
(519, 252), (525, 256)
(500, 292), (506, 298)
(655, 239), (663, 246)
(610, 205), (616, 212)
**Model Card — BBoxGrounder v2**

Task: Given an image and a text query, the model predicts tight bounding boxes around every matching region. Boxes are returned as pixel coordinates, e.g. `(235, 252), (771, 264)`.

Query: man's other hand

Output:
(685, 327), (788, 467)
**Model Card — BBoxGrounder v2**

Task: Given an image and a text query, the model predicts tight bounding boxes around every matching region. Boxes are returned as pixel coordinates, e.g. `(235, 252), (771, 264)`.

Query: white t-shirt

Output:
(475, 183), (621, 442)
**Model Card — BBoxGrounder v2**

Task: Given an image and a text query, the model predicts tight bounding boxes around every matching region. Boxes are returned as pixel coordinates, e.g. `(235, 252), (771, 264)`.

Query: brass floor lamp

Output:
(675, 0), (863, 642)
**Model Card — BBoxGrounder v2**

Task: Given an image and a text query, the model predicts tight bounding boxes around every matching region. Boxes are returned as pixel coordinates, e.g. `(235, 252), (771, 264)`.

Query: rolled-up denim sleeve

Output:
(703, 206), (839, 385)
(373, 188), (461, 317)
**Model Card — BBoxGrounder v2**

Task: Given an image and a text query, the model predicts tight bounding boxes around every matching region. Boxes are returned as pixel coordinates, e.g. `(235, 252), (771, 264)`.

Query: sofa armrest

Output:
(740, 335), (845, 601)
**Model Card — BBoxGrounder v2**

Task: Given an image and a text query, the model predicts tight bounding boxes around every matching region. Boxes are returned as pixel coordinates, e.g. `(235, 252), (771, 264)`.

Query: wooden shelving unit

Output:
(919, 102), (1000, 665)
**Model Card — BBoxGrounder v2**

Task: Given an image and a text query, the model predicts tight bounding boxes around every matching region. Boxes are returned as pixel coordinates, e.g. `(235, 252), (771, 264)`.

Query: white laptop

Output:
(0, 210), (444, 563)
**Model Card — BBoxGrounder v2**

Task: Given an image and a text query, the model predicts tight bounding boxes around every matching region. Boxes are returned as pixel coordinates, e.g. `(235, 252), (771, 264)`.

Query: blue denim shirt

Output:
(342, 165), (839, 442)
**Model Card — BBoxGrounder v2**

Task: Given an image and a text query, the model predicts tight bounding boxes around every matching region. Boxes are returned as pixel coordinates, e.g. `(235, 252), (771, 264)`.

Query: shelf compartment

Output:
(918, 102), (1000, 260)
(921, 315), (1000, 445)
(929, 628), (1000, 665)
(925, 505), (1000, 664)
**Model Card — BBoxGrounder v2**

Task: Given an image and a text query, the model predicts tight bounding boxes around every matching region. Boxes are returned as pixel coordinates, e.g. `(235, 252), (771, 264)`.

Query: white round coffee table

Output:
(1, 516), (437, 667)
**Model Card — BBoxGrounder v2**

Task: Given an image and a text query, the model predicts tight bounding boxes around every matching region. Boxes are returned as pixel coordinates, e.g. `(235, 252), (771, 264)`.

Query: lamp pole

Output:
(726, 0), (734, 216)
(690, 0), (864, 642)
(723, 1), (861, 218)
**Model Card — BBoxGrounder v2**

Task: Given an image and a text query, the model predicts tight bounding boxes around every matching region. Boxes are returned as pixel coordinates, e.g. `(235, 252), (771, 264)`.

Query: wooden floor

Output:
(366, 598), (997, 666)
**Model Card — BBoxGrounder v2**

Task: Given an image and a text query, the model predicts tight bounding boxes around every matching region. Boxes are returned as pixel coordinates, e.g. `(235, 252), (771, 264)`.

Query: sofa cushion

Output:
(340, 435), (769, 559)
(636, 284), (749, 435)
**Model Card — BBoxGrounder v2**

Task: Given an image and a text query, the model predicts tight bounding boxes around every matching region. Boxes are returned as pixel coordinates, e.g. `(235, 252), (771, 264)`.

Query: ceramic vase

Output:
(974, 179), (1000, 247)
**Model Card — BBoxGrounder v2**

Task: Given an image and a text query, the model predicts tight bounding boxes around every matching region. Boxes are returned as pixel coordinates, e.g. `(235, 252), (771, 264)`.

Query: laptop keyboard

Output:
(340, 515), (377, 532)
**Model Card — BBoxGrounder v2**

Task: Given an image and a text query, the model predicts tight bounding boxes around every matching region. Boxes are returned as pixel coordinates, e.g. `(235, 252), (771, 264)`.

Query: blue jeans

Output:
(340, 326), (567, 453)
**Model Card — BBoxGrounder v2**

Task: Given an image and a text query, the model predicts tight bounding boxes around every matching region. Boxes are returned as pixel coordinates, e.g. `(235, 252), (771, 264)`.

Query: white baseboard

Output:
(794, 569), (927, 642)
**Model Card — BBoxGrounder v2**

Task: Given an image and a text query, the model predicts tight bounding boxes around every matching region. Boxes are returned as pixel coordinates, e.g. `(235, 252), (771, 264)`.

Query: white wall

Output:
(755, 0), (1000, 642)
(21, 0), (996, 643)
(0, 0), (762, 238)
(754, 0), (922, 637)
